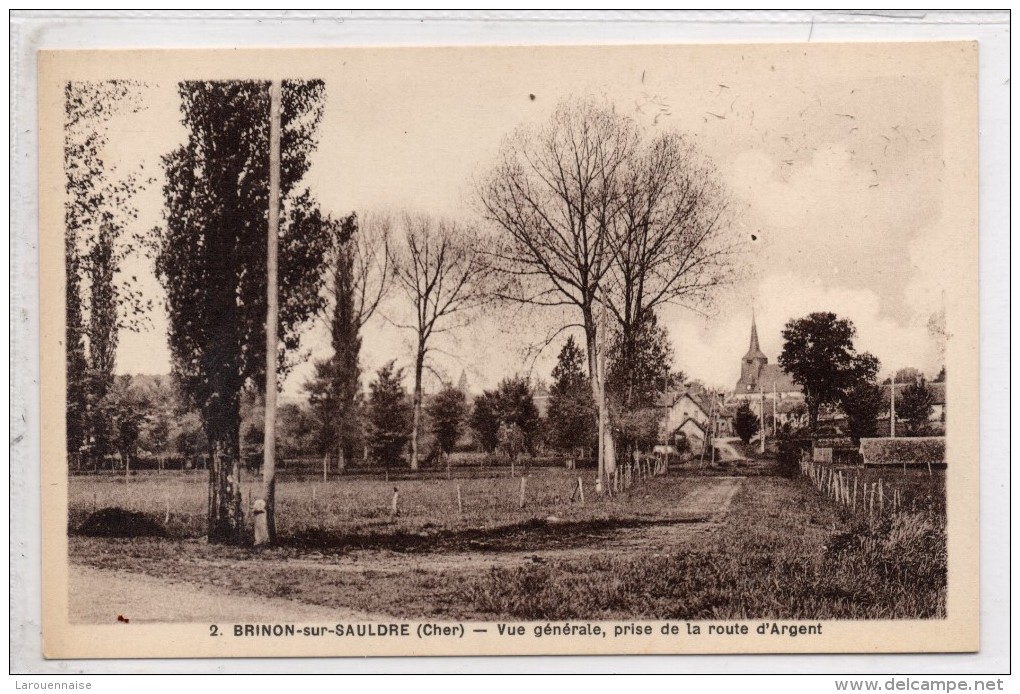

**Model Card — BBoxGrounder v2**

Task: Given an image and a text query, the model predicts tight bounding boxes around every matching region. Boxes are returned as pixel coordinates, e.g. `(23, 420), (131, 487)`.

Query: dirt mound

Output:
(283, 516), (704, 555)
(77, 508), (168, 538)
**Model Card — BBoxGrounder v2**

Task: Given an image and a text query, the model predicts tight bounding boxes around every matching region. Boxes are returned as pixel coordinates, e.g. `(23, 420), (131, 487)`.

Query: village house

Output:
(655, 384), (731, 451)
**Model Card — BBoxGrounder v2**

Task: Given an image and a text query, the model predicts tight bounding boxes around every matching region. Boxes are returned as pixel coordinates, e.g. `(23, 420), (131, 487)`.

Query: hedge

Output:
(859, 437), (945, 466)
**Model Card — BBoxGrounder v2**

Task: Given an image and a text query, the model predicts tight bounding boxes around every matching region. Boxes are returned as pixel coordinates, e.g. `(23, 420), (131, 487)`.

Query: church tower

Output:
(736, 312), (768, 392)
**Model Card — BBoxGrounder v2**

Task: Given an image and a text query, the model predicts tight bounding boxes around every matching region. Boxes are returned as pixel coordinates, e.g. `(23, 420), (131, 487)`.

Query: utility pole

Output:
(759, 382), (766, 454)
(709, 392), (716, 465)
(772, 380), (777, 436)
(703, 391), (715, 464)
(890, 371), (896, 438)
(261, 79), (282, 544)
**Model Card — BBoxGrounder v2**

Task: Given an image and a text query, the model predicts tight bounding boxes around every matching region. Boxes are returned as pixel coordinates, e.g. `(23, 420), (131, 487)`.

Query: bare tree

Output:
(476, 97), (640, 486)
(392, 214), (485, 470)
(607, 131), (736, 407)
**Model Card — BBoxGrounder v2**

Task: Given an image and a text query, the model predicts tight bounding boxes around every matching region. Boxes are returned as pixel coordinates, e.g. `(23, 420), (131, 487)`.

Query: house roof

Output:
(655, 386), (722, 415)
(675, 417), (706, 434)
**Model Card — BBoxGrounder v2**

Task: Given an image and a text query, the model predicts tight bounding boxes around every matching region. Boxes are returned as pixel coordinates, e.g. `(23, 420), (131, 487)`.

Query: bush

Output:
(733, 402), (760, 445)
(859, 437), (945, 466)
(777, 438), (810, 477)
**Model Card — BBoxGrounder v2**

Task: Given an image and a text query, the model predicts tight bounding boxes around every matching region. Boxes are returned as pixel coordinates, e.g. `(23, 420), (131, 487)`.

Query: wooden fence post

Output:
(578, 477), (585, 505)
(519, 476), (527, 509)
(457, 484), (463, 514)
(391, 487), (399, 516)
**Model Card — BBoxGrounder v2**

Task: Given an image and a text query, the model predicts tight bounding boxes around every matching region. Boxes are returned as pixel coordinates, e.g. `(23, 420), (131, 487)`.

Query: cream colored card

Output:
(39, 42), (978, 659)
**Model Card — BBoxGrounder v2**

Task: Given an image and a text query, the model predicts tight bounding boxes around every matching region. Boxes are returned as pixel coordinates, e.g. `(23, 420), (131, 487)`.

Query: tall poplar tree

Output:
(305, 212), (391, 469)
(156, 80), (331, 544)
(64, 80), (148, 466)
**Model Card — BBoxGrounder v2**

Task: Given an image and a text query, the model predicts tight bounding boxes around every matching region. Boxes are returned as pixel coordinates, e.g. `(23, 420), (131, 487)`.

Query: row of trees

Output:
(64, 81), (151, 466)
(66, 84), (736, 543)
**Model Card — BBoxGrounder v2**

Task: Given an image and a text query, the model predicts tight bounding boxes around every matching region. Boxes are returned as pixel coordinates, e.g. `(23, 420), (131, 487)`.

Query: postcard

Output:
(38, 41), (979, 658)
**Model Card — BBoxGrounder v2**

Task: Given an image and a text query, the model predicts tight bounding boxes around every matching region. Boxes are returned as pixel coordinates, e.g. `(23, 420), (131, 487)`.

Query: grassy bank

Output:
(454, 477), (946, 620)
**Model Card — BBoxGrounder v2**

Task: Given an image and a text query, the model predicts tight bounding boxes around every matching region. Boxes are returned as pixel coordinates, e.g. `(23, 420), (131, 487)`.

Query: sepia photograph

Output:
(37, 40), (980, 658)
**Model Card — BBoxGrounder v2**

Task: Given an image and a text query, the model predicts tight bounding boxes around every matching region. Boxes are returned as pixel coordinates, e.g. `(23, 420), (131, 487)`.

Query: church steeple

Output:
(737, 311), (768, 391)
(743, 309), (767, 362)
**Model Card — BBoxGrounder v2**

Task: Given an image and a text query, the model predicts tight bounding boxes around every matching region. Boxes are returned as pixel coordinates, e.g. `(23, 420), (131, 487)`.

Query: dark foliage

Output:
(469, 391), (500, 454)
(606, 310), (675, 410)
(305, 213), (363, 464)
(429, 386), (468, 456)
(470, 377), (541, 455)
(733, 401), (760, 445)
(367, 361), (412, 466)
(778, 313), (880, 432)
(898, 377), (936, 436)
(842, 380), (884, 443)
(546, 336), (596, 453)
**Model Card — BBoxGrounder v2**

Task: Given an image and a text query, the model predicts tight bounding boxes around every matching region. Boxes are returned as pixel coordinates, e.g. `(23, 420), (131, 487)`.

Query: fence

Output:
(799, 458), (910, 524)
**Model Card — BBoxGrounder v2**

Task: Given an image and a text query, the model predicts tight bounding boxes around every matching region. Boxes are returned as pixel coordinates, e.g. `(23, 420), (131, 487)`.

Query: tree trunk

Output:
(206, 395), (245, 545)
(207, 438), (244, 544)
(410, 346), (425, 470)
(585, 321), (616, 492)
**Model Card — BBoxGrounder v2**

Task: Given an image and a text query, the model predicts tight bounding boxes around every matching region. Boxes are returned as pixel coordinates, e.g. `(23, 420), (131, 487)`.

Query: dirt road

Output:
(713, 438), (747, 462)
(69, 565), (382, 624)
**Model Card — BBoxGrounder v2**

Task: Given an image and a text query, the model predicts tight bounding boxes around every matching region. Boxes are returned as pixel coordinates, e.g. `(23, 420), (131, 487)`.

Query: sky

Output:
(99, 43), (964, 397)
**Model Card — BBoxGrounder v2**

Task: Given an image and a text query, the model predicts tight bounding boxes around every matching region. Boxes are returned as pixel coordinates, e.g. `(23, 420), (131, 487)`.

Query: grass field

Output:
(68, 462), (947, 621)
(69, 467), (712, 544)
